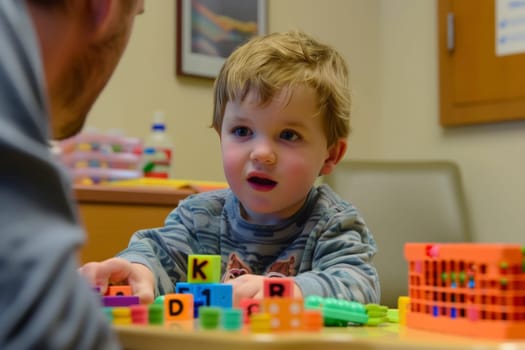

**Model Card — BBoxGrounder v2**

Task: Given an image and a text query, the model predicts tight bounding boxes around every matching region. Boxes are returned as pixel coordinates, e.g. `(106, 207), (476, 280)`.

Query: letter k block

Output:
(187, 254), (221, 283)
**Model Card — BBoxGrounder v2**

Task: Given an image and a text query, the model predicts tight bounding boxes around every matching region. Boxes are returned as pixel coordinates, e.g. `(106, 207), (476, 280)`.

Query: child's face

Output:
(220, 86), (333, 225)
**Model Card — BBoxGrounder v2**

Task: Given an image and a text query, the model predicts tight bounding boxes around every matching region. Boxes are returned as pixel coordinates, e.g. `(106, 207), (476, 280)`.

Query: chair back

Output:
(324, 160), (472, 307)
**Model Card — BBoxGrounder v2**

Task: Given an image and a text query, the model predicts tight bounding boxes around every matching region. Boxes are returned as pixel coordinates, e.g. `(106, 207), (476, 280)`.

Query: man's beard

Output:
(49, 35), (124, 140)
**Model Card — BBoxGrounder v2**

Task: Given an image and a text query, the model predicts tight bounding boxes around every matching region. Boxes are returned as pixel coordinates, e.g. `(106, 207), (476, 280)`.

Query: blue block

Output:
(175, 282), (232, 308)
(194, 298), (205, 318)
(176, 282), (196, 295)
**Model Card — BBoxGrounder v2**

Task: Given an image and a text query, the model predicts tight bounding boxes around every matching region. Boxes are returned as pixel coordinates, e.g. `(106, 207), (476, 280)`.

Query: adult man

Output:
(0, 1), (144, 348)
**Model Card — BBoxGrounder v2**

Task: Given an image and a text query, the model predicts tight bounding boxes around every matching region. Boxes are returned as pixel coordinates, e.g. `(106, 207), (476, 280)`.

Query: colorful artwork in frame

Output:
(176, 0), (267, 79)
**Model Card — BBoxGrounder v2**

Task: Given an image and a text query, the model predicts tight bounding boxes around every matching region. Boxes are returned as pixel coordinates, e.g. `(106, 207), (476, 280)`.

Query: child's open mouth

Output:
(247, 176), (277, 191)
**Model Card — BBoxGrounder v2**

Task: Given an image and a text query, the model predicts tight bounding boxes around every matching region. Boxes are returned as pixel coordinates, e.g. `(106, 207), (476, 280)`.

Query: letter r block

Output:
(164, 293), (194, 322)
(263, 277), (294, 298)
(187, 254), (221, 283)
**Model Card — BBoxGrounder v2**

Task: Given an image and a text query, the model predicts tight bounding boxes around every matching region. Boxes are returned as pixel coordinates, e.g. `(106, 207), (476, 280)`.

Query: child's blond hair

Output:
(212, 30), (351, 147)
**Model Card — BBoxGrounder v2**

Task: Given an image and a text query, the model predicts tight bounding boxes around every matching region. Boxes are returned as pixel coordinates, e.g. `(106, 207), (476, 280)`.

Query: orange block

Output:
(106, 285), (132, 296)
(261, 297), (303, 331)
(164, 293), (194, 322)
(302, 309), (323, 332)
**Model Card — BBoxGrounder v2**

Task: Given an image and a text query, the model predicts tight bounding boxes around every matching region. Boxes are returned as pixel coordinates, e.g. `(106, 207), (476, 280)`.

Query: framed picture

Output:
(176, 0), (267, 79)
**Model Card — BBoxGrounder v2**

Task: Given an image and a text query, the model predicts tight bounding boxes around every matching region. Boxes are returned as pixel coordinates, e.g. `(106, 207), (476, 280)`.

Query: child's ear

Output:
(319, 138), (347, 176)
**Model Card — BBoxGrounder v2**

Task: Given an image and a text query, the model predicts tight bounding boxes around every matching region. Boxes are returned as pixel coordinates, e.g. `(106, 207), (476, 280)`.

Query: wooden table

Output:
(74, 185), (193, 263)
(113, 322), (525, 350)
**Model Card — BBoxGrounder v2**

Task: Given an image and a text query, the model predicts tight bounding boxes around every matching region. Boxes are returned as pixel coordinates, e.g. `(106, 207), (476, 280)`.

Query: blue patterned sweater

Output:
(118, 184), (380, 304)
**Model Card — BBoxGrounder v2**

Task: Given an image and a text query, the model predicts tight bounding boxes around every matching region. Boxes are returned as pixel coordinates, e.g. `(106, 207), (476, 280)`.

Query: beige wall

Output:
(87, 0), (525, 244)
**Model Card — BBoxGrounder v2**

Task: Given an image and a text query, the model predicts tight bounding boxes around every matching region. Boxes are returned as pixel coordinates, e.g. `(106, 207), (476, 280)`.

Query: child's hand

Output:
(224, 274), (265, 307)
(79, 257), (155, 304)
(225, 274), (304, 306)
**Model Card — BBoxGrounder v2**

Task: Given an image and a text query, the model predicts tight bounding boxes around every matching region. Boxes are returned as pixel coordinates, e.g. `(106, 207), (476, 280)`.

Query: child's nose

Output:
(250, 141), (276, 165)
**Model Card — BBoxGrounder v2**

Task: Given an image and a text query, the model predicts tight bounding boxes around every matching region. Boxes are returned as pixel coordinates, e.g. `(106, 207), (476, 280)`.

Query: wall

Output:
(88, 0), (381, 181)
(87, 0), (525, 244)
(377, 1), (525, 243)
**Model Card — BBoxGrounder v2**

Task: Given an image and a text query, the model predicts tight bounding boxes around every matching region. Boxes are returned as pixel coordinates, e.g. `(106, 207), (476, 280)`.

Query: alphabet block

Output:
(164, 293), (194, 322)
(106, 285), (132, 296)
(187, 254), (221, 283)
(239, 298), (261, 324)
(176, 282), (232, 308)
(263, 277), (294, 298)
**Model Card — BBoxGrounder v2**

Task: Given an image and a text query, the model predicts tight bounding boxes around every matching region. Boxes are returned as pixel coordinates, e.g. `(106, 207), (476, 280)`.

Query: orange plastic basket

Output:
(404, 243), (525, 339)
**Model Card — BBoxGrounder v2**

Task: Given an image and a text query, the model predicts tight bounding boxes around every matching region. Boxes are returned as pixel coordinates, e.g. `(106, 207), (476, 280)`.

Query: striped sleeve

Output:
(294, 205), (380, 304)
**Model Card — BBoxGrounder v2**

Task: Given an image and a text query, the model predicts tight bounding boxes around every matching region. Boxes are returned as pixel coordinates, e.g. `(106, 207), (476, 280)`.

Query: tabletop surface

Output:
(114, 322), (525, 350)
(73, 184), (194, 205)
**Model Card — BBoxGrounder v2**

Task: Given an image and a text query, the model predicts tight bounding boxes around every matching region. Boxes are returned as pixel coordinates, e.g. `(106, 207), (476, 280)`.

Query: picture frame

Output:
(176, 0), (267, 79)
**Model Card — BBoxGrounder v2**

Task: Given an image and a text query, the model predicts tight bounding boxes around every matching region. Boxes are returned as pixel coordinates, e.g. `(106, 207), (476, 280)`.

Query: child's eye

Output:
(280, 129), (300, 141)
(232, 126), (252, 137)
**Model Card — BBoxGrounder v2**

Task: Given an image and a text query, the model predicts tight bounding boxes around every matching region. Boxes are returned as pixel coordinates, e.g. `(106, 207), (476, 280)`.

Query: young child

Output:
(80, 30), (380, 307)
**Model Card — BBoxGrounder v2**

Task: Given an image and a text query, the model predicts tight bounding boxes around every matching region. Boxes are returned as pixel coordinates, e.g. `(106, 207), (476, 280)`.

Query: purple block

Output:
(102, 295), (140, 307)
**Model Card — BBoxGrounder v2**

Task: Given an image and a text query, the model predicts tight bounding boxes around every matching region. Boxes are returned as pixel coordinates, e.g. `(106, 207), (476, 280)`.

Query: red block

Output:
(263, 277), (294, 298)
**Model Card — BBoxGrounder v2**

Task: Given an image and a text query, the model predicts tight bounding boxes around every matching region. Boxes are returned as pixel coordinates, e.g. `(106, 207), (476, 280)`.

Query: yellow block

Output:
(398, 296), (410, 326)
(187, 254), (221, 283)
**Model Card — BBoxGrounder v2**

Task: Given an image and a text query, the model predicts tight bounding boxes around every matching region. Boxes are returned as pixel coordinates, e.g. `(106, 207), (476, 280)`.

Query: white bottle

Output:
(143, 110), (173, 178)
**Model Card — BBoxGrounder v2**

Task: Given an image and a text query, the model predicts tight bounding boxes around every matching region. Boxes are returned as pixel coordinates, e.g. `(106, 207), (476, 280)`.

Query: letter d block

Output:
(187, 254), (221, 283)
(263, 277), (294, 298)
(164, 293), (194, 322)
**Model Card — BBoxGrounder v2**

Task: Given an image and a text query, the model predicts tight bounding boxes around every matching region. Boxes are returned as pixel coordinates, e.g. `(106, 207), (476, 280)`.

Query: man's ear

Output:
(319, 138), (347, 176)
(85, 0), (112, 39)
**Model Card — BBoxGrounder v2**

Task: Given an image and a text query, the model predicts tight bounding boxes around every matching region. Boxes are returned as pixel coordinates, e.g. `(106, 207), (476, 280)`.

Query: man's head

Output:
(26, 0), (144, 140)
(212, 30), (351, 148)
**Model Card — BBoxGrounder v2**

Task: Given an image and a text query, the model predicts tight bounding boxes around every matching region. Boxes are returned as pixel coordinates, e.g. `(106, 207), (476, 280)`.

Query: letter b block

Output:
(187, 254), (221, 283)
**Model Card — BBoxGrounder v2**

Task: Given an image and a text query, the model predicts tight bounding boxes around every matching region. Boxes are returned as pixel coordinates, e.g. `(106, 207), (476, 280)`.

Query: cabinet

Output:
(438, 0), (525, 126)
(74, 185), (193, 263)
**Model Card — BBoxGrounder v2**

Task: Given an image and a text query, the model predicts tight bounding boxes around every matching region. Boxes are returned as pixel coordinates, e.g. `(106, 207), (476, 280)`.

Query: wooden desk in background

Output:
(114, 323), (525, 350)
(74, 185), (194, 263)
